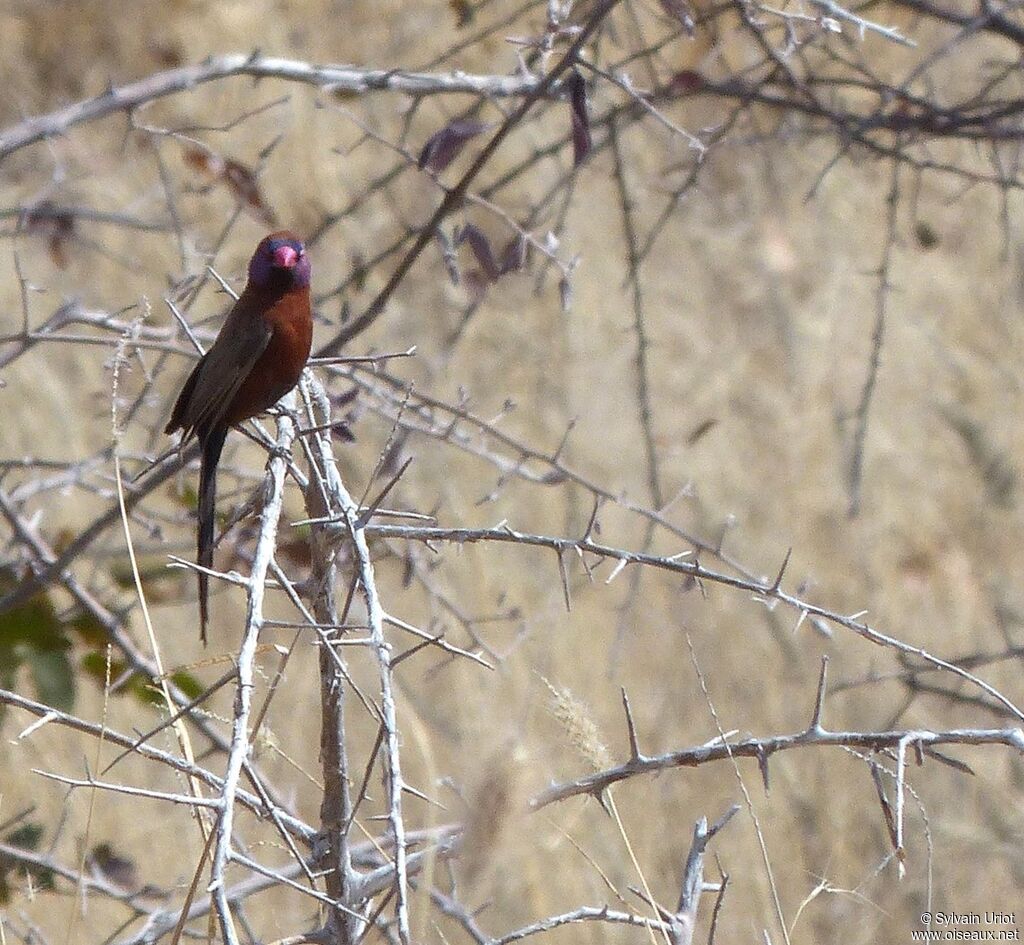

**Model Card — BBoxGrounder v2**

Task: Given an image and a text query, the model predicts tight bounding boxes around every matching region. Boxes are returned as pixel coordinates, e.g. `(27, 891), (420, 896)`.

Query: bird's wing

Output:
(175, 296), (273, 439)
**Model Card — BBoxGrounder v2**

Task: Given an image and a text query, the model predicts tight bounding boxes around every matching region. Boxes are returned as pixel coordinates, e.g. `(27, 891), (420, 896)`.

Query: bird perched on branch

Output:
(165, 231), (313, 642)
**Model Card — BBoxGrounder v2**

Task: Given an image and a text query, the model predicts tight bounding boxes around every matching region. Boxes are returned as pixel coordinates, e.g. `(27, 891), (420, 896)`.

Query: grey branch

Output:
(302, 378), (363, 942)
(360, 522), (1024, 722)
(807, 0), (916, 46)
(532, 726), (1024, 809)
(210, 397), (297, 945)
(671, 806), (739, 945)
(305, 375), (412, 943)
(0, 686), (316, 842)
(0, 53), (554, 161)
(493, 906), (676, 944)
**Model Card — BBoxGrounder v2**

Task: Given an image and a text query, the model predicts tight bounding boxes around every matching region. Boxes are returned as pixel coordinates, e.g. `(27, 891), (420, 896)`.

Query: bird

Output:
(165, 231), (313, 642)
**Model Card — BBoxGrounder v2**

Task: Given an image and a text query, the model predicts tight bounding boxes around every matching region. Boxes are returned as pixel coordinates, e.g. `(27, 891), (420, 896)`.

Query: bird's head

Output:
(248, 231), (311, 291)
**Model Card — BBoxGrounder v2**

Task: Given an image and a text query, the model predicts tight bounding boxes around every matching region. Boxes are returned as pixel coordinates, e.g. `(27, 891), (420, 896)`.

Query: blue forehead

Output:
(268, 237), (301, 253)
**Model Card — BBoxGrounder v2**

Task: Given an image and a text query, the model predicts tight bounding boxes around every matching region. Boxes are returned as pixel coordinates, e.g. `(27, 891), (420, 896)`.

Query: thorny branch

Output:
(209, 396), (296, 945)
(0, 54), (560, 161)
(532, 723), (1024, 809)
(304, 375), (413, 943)
(358, 522), (1024, 723)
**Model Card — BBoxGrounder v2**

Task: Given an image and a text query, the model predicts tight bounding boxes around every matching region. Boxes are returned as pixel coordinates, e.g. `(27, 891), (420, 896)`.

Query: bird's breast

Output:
(223, 290), (312, 425)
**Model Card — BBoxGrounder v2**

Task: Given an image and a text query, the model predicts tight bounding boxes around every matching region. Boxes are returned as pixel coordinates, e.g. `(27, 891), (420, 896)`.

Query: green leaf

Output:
(169, 670), (205, 701)
(0, 821), (54, 904)
(27, 648), (75, 712)
(0, 568), (75, 715)
(5, 824), (43, 851)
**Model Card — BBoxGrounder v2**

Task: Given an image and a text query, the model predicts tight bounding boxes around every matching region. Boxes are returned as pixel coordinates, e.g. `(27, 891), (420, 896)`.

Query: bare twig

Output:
(0, 55), (564, 161)
(209, 397), (297, 944)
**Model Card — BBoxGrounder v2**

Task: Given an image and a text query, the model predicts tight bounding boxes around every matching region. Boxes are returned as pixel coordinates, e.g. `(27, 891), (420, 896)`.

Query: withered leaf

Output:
(915, 221), (939, 249)
(667, 69), (706, 95)
(456, 223), (500, 281)
(44, 231), (69, 268)
(332, 386), (359, 409)
(565, 71), (592, 167)
(87, 843), (140, 893)
(686, 418), (718, 445)
(149, 41), (183, 67)
(418, 119), (490, 174)
(463, 268), (491, 304)
(222, 159), (278, 227)
(435, 227), (461, 285)
(20, 201), (75, 270)
(183, 147), (277, 226)
(183, 146), (221, 176)
(350, 251), (367, 291)
(559, 274), (573, 312)
(499, 233), (528, 275)
(449, 0), (475, 27)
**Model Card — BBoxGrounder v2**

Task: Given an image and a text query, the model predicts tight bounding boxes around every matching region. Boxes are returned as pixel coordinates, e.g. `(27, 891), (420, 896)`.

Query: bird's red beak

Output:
(272, 245), (299, 269)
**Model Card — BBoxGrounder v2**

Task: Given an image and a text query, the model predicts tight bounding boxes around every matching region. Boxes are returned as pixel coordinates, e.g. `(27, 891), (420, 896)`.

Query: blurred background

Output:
(1, 0), (1023, 942)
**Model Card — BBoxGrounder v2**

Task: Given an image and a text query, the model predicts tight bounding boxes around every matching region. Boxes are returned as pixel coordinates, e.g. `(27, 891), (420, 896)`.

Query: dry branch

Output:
(532, 725), (1024, 809)
(360, 522), (1024, 722)
(209, 398), (296, 944)
(0, 54), (558, 161)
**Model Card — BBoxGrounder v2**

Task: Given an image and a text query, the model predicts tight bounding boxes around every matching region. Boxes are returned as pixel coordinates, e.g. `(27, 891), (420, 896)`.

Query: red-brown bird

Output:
(165, 231), (312, 642)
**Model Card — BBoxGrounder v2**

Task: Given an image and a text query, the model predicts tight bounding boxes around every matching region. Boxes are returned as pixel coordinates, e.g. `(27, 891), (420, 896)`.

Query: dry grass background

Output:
(1, 1), (1023, 942)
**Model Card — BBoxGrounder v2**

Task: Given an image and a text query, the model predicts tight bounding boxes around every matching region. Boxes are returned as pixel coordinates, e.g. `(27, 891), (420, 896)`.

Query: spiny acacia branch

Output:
(0, 54), (558, 161)
(210, 397), (296, 945)
(301, 396), (361, 941)
(531, 726), (1024, 809)
(304, 375), (412, 943)
(358, 522), (1024, 723)
(0, 686), (316, 842)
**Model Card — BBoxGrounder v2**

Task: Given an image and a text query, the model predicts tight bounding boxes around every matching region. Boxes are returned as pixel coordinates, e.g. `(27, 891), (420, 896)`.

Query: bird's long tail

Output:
(198, 425), (227, 644)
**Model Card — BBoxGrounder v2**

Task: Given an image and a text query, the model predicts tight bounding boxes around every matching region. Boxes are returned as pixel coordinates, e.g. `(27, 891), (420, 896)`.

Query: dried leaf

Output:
(464, 268), (491, 304)
(332, 421), (357, 443)
(20, 202), (75, 269)
(418, 119), (490, 174)
(332, 386), (359, 409)
(149, 41), (183, 67)
(657, 0), (696, 34)
(436, 227), (461, 285)
(457, 744), (524, 887)
(559, 274), (573, 312)
(456, 223), (500, 281)
(222, 159), (277, 226)
(183, 147), (277, 226)
(87, 843), (141, 892)
(668, 69), (706, 95)
(183, 146), (222, 175)
(350, 251), (367, 291)
(449, 0), (475, 27)
(565, 71), (592, 167)
(47, 233), (70, 269)
(499, 233), (528, 275)
(915, 221), (939, 249)
(277, 537), (313, 570)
